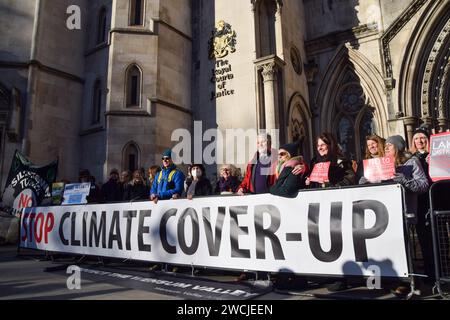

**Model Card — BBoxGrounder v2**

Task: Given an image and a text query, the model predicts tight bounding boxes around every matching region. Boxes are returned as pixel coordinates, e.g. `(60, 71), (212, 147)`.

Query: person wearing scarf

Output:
(270, 142), (308, 198)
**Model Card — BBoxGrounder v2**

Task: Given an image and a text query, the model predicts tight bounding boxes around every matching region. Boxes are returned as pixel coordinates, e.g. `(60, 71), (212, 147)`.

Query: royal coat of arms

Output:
(208, 20), (237, 59)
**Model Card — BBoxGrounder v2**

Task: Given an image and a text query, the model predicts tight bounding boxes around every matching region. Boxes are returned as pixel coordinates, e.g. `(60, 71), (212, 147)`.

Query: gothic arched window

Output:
(129, 0), (144, 26)
(333, 75), (376, 161)
(125, 64), (142, 108)
(123, 142), (140, 173)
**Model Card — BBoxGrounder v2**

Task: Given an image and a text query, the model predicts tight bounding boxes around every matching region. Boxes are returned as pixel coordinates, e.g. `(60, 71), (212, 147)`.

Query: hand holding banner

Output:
(309, 161), (330, 183)
(363, 156), (396, 183)
(429, 132), (450, 182)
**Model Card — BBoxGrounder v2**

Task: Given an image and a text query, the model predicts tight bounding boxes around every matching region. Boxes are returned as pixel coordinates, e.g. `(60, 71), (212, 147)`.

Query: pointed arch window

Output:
(123, 142), (140, 173)
(333, 78), (376, 161)
(97, 7), (108, 44)
(129, 0), (144, 26)
(92, 79), (102, 125)
(125, 64), (142, 108)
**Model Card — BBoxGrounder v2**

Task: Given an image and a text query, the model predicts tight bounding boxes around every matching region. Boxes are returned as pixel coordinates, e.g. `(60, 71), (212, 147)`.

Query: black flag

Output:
(1, 150), (58, 215)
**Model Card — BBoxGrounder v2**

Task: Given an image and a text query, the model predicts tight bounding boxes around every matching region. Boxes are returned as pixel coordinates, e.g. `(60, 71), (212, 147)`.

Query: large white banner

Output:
(20, 184), (409, 278)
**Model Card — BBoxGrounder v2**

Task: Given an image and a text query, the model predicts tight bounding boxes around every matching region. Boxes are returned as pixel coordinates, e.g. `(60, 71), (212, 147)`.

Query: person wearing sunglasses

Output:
(149, 149), (185, 204)
(269, 142), (308, 198)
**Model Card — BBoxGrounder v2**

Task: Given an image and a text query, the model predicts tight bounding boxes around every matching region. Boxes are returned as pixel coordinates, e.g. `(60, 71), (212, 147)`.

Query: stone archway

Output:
(314, 44), (387, 161)
(399, 0), (450, 134)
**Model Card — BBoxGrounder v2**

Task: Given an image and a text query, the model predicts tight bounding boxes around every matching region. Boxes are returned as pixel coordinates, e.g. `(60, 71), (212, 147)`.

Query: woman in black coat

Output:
(270, 142), (308, 198)
(184, 164), (212, 199)
(123, 170), (148, 201)
(306, 132), (356, 189)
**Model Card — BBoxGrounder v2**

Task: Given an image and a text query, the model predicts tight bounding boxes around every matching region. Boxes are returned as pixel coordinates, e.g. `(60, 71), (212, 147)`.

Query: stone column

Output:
(403, 117), (417, 149)
(260, 62), (279, 131)
(274, 1), (283, 60)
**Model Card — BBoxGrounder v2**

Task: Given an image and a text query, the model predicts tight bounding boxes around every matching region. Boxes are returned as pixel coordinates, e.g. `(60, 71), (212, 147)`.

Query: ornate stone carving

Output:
(420, 18), (450, 118)
(338, 83), (366, 114)
(208, 20), (237, 59)
(437, 52), (450, 131)
(381, 0), (428, 79)
(259, 62), (278, 81)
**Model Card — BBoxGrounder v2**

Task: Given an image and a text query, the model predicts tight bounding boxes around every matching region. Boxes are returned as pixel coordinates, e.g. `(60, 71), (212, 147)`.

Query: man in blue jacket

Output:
(150, 149), (185, 204)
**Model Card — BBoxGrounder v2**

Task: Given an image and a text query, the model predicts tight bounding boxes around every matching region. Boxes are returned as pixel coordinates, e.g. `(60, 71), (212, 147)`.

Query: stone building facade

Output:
(0, 0), (449, 187)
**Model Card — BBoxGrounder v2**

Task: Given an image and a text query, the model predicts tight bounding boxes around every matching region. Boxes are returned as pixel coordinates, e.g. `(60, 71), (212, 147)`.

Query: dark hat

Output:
(279, 142), (300, 158)
(386, 135), (406, 153)
(190, 164), (205, 173)
(412, 124), (430, 139)
(110, 168), (119, 175)
(162, 149), (173, 158)
(78, 169), (90, 177)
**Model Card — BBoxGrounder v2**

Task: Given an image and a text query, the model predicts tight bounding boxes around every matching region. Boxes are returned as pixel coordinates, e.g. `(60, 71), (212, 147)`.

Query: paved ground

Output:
(0, 245), (447, 300)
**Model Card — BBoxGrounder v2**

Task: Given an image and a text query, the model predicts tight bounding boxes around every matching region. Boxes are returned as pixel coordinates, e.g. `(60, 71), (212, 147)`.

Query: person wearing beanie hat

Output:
(184, 164), (212, 199)
(162, 148), (173, 159)
(385, 135), (406, 153)
(409, 125), (434, 285)
(149, 148), (185, 203)
(279, 142), (299, 158)
(270, 142), (308, 198)
(384, 134), (430, 296)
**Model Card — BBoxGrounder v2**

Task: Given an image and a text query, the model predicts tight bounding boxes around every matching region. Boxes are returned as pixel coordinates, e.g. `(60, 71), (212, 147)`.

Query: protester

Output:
(184, 164), (212, 199)
(183, 164), (193, 195)
(236, 132), (278, 195)
(270, 142), (308, 198)
(123, 170), (148, 201)
(306, 132), (356, 189)
(147, 165), (161, 189)
(101, 168), (123, 202)
(120, 170), (131, 187)
(356, 134), (386, 182)
(215, 164), (240, 194)
(78, 169), (102, 203)
(409, 126), (435, 285)
(305, 133), (355, 291)
(373, 134), (429, 296)
(149, 149), (185, 203)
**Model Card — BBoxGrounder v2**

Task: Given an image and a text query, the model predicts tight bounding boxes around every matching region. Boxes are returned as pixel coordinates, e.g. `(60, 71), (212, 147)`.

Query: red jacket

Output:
(238, 149), (278, 194)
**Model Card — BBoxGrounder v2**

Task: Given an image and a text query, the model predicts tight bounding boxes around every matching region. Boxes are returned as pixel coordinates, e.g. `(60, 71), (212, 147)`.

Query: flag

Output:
(1, 150), (58, 215)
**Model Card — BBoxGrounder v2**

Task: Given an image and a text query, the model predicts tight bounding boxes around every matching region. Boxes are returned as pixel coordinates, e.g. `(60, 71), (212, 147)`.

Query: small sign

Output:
(429, 132), (450, 182)
(363, 156), (396, 182)
(309, 162), (331, 183)
(61, 183), (91, 205)
(51, 182), (65, 205)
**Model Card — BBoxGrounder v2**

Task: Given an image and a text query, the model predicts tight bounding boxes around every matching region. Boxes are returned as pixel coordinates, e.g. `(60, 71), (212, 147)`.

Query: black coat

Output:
(270, 166), (307, 198)
(123, 183), (148, 201)
(101, 179), (123, 202)
(308, 156), (356, 189)
(185, 178), (212, 197)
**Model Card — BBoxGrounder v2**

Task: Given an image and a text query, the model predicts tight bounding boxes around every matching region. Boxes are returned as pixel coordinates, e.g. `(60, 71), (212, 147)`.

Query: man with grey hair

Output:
(236, 132), (278, 195)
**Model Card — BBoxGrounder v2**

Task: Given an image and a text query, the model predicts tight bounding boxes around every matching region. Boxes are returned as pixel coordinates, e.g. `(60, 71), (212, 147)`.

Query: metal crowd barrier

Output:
(429, 179), (450, 299)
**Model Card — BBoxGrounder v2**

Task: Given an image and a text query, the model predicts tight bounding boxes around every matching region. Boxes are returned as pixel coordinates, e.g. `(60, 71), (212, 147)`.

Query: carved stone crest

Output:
(208, 20), (237, 59)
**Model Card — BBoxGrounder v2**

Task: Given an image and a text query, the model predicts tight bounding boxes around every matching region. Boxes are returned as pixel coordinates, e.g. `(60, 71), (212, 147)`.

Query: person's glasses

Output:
(162, 157), (171, 161)
(278, 152), (288, 157)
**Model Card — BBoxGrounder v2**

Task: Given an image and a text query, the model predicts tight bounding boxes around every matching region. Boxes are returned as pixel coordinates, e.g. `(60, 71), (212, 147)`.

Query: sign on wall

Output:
(20, 184), (408, 278)
(209, 20), (236, 100)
